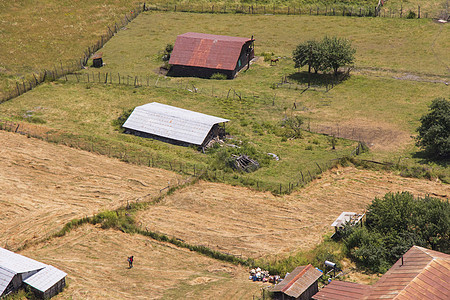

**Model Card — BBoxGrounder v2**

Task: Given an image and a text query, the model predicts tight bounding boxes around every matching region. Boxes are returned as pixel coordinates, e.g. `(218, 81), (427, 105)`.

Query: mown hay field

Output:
(136, 167), (449, 259)
(20, 225), (266, 300)
(0, 130), (182, 251)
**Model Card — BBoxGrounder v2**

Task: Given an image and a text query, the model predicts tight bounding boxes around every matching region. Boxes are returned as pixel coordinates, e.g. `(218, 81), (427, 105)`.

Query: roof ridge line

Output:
(281, 264), (312, 293)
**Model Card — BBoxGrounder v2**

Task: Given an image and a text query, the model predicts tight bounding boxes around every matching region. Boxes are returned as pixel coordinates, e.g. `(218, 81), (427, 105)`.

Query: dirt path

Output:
(20, 225), (267, 300)
(137, 167), (448, 259)
(0, 131), (182, 250)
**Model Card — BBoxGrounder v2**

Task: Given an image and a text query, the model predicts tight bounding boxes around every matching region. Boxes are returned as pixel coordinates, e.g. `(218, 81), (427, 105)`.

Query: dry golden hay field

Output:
(137, 167), (448, 259)
(0, 130), (182, 250)
(20, 224), (266, 300)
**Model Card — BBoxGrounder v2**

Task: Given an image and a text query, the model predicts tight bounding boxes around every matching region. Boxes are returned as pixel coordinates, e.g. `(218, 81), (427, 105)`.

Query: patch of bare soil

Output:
(20, 225), (267, 300)
(313, 120), (412, 151)
(0, 131), (181, 250)
(137, 167), (448, 259)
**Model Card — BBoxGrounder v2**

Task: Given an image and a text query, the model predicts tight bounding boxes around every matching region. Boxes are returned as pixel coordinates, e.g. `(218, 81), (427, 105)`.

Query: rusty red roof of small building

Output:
(313, 281), (371, 300)
(92, 52), (103, 60)
(313, 246), (450, 300)
(168, 32), (252, 71)
(270, 264), (322, 298)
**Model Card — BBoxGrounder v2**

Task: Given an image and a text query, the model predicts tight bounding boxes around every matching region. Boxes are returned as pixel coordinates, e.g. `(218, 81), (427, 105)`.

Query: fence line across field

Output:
(0, 118), (367, 195)
(146, 3), (429, 19)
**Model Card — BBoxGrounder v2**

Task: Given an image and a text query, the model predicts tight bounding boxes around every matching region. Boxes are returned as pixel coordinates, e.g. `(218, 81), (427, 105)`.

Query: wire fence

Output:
(145, 2), (431, 19)
(0, 118), (366, 195)
(0, 4), (145, 104)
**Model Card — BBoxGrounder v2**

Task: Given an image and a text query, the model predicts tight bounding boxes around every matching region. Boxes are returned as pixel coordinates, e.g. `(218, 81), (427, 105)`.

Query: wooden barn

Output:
(269, 265), (323, 300)
(0, 247), (66, 299)
(168, 32), (254, 79)
(122, 102), (229, 150)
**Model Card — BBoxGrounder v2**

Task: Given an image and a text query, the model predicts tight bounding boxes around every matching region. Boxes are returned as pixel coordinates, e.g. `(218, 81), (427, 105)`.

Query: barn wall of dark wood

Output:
(168, 65), (233, 79)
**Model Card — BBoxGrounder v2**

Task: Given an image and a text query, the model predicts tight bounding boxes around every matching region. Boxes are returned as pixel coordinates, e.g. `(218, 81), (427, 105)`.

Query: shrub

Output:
(406, 11), (416, 19)
(261, 52), (274, 62)
(112, 108), (133, 132)
(210, 72), (227, 80)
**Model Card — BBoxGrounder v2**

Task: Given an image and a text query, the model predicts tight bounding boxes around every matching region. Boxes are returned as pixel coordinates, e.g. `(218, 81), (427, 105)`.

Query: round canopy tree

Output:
(416, 97), (450, 158)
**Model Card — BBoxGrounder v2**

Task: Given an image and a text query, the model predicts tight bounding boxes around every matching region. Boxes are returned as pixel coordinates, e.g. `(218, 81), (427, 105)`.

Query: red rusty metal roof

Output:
(270, 264), (322, 298)
(92, 52), (103, 60)
(168, 32), (252, 71)
(313, 246), (450, 300)
(367, 246), (450, 299)
(313, 281), (371, 300)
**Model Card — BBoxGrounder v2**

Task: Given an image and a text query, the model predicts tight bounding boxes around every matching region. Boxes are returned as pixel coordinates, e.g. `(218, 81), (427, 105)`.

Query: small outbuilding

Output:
(92, 52), (103, 68)
(269, 264), (323, 300)
(0, 247), (66, 299)
(331, 212), (365, 238)
(122, 102), (229, 149)
(168, 32), (254, 79)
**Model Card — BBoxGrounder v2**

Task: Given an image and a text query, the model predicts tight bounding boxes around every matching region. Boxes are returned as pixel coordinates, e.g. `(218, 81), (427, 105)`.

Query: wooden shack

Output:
(0, 247), (66, 299)
(92, 52), (103, 68)
(269, 265), (322, 300)
(168, 32), (254, 79)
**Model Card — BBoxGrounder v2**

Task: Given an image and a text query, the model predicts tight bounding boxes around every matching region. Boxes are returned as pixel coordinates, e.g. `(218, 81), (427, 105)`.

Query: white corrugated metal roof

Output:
(0, 247), (46, 274)
(23, 265), (67, 293)
(122, 102), (229, 146)
(0, 267), (15, 296)
(331, 212), (364, 228)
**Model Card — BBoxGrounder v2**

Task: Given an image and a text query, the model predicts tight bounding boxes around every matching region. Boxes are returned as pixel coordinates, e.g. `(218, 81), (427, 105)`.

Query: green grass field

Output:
(0, 0), (140, 98)
(1, 10), (448, 190)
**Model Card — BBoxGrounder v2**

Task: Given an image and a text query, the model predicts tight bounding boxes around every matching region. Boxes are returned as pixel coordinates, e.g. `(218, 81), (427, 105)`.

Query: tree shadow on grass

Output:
(287, 71), (350, 88)
(412, 150), (449, 168)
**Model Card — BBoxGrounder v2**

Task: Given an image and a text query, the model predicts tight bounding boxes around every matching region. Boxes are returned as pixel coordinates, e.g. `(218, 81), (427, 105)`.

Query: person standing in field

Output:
(127, 256), (134, 268)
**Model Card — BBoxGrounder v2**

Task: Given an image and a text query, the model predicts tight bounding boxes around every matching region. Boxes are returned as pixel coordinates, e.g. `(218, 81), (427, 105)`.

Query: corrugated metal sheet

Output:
(0, 247), (46, 274)
(331, 212), (364, 228)
(270, 264), (322, 298)
(313, 246), (450, 300)
(169, 32), (252, 71)
(122, 102), (229, 146)
(0, 267), (15, 296)
(23, 265), (67, 293)
(367, 246), (450, 299)
(313, 281), (371, 300)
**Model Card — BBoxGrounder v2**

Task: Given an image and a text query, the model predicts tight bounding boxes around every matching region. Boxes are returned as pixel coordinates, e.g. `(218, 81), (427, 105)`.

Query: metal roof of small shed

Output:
(0, 247), (46, 274)
(122, 102), (229, 146)
(270, 264), (322, 298)
(331, 212), (364, 228)
(0, 267), (15, 296)
(24, 265), (67, 293)
(169, 32), (252, 71)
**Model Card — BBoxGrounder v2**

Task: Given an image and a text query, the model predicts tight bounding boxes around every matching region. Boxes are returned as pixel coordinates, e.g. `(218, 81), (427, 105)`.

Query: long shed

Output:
(122, 102), (229, 149)
(0, 247), (66, 299)
(168, 32), (254, 79)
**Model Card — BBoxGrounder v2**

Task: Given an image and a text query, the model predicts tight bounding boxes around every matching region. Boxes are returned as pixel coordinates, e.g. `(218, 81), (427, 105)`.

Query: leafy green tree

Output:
(416, 98), (450, 158)
(321, 36), (356, 75)
(342, 192), (450, 273)
(292, 40), (324, 74)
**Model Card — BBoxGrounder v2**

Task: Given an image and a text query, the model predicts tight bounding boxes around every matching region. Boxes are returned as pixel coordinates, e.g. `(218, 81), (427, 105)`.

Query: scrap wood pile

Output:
(232, 155), (260, 172)
(249, 267), (281, 283)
